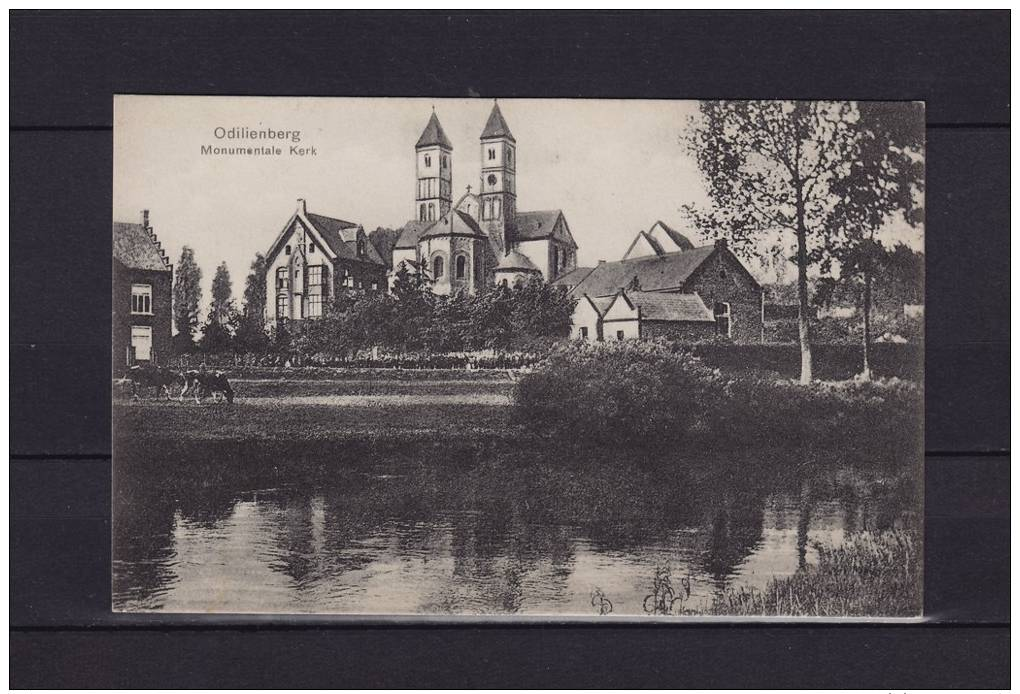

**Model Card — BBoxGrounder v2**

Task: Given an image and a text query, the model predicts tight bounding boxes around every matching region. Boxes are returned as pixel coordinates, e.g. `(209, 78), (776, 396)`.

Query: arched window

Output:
(420, 203), (426, 222)
(424, 154), (432, 168)
(433, 255), (445, 279)
(455, 255), (467, 279)
(428, 203), (435, 221)
(357, 238), (366, 258)
(442, 155), (448, 169)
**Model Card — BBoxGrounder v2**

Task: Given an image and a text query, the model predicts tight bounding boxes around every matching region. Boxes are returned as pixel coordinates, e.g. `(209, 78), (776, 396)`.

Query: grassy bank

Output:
(705, 531), (922, 617)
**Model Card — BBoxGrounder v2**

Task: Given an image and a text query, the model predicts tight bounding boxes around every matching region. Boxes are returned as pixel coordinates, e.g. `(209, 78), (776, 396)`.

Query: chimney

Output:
(297, 198), (307, 215)
(714, 238), (728, 249)
(141, 209), (149, 229)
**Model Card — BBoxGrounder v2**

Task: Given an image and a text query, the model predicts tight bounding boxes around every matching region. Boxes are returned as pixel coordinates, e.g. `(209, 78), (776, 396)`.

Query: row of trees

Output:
(172, 250), (270, 354)
(686, 101), (924, 383)
(171, 255), (576, 358)
(280, 268), (576, 359)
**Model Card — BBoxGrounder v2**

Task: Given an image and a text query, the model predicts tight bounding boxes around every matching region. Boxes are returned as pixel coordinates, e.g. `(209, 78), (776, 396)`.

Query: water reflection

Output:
(112, 443), (917, 615)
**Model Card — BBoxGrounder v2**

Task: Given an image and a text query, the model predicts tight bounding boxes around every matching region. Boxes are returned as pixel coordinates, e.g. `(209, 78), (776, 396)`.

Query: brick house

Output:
(265, 199), (389, 325)
(558, 230), (763, 343)
(113, 211), (173, 371)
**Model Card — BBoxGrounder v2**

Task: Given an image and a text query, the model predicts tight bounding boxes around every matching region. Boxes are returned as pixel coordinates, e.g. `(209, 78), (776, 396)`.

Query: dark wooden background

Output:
(10, 10), (1010, 688)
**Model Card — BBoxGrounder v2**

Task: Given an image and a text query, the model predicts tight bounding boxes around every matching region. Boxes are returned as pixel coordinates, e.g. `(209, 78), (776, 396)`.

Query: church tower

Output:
(415, 111), (453, 223)
(479, 102), (516, 256)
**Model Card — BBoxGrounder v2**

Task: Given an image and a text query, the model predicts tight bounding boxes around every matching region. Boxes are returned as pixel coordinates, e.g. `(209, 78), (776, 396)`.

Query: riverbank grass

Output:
(708, 531), (921, 617)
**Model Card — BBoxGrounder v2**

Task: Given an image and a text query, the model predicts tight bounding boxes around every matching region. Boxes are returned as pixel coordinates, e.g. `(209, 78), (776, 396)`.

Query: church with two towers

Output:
(391, 102), (579, 293)
(263, 102), (580, 325)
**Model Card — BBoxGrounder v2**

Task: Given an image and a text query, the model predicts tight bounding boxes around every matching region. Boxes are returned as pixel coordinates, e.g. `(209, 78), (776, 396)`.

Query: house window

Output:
(276, 293), (288, 319)
(357, 238), (366, 258)
(425, 154), (432, 168)
(309, 241), (315, 253)
(714, 302), (732, 337)
(433, 255), (445, 279)
(579, 326), (589, 339)
(616, 330), (625, 341)
(371, 280), (379, 291)
(131, 284), (152, 314)
(507, 149), (512, 165)
(285, 244), (291, 255)
(455, 254), (467, 279)
(307, 294), (323, 317)
(130, 325), (152, 361)
(276, 267), (289, 290)
(307, 265), (323, 287)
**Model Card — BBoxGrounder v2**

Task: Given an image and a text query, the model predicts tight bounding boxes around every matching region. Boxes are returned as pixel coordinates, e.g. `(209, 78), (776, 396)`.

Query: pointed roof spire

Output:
(481, 100), (515, 142)
(416, 111), (453, 150)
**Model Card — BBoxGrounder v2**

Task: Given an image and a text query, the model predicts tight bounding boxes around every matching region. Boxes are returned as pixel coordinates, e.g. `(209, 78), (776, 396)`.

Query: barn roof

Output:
(551, 265), (595, 289)
(625, 291), (715, 322)
(416, 112), (453, 149)
(571, 245), (717, 297)
(113, 222), (171, 272)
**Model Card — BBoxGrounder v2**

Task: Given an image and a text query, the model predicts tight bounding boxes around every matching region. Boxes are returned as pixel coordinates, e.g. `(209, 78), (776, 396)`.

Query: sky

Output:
(113, 96), (923, 314)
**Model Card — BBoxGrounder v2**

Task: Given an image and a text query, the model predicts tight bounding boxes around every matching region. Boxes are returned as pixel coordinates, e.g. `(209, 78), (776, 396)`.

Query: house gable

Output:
(602, 291), (639, 322)
(622, 231), (664, 260)
(647, 221), (695, 253)
(683, 245), (762, 293)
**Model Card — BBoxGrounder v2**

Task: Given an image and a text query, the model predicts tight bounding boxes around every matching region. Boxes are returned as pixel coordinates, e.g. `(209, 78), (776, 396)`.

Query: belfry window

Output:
(428, 203), (435, 221)
(420, 203), (426, 222)
(424, 154), (432, 168)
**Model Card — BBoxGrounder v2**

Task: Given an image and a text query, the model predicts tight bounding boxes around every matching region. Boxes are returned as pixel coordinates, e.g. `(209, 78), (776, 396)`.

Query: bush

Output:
(513, 340), (923, 464)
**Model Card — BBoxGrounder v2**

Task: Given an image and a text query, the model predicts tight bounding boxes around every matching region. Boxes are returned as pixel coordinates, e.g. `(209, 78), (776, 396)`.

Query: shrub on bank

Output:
(512, 340), (922, 462)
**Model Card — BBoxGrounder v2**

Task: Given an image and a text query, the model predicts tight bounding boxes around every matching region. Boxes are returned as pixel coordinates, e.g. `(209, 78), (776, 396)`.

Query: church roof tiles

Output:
(480, 102), (515, 142)
(416, 112), (453, 149)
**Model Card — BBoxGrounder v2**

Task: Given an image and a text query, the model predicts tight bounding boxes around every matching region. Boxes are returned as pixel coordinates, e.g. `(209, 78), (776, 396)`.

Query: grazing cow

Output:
(181, 370), (234, 404)
(124, 365), (183, 400)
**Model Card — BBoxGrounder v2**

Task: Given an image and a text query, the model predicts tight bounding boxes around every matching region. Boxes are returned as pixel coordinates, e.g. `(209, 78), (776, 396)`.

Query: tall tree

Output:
(199, 261), (235, 353)
(684, 101), (859, 384)
(172, 246), (203, 353)
(241, 253), (268, 323)
(824, 102), (924, 379)
(209, 262), (234, 326)
(235, 253), (270, 353)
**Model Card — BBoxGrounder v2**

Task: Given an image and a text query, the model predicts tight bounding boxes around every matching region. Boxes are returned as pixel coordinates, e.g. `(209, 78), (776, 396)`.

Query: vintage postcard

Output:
(112, 96), (924, 617)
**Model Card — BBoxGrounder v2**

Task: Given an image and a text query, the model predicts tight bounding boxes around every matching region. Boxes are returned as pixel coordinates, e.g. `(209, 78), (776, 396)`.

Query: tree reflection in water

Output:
(112, 438), (916, 614)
